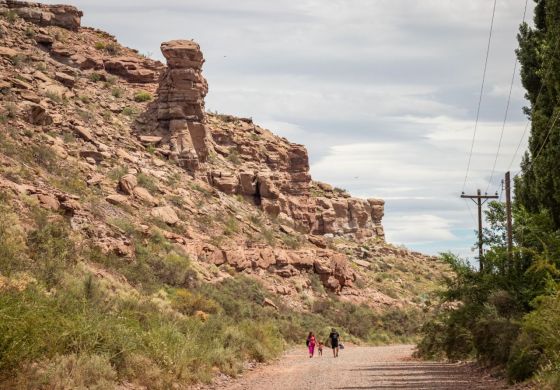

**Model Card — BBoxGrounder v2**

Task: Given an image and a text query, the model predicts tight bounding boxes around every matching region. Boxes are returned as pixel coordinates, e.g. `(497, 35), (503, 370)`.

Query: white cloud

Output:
(383, 214), (456, 245)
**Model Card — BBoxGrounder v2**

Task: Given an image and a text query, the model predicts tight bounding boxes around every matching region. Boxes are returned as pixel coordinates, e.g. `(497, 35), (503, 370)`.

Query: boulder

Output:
(55, 72), (75, 88)
(22, 102), (52, 125)
(37, 194), (59, 210)
(106, 194), (129, 207)
(119, 174), (137, 195)
(71, 54), (103, 70)
(104, 57), (157, 83)
(72, 126), (94, 142)
(151, 206), (179, 225)
(0, 46), (18, 58)
(139, 135), (162, 144)
(133, 187), (158, 206)
(34, 33), (53, 45)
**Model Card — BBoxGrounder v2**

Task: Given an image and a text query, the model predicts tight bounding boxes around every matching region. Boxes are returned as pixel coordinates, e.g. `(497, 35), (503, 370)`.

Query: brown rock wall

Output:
(3, 0), (83, 30)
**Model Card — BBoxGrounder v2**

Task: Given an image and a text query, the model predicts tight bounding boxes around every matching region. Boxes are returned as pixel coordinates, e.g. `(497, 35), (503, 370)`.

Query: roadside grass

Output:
(0, 199), (427, 389)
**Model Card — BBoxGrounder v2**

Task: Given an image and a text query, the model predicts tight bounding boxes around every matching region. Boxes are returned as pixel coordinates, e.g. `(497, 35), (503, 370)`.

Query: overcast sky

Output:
(43, 0), (534, 258)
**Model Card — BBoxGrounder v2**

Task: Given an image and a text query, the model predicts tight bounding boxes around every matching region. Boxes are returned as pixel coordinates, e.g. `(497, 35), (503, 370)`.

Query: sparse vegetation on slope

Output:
(0, 3), (449, 388)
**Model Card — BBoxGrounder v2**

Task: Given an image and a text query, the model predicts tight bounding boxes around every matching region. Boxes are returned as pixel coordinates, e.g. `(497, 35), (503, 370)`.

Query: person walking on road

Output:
(306, 332), (316, 358)
(328, 328), (340, 357)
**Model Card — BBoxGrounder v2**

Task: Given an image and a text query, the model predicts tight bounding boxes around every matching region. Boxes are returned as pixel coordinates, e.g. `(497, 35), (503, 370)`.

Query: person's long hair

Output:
(308, 332), (313, 339)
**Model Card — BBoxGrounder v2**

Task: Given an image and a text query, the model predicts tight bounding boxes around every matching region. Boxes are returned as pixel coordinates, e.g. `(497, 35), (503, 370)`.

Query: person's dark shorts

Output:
(331, 342), (339, 349)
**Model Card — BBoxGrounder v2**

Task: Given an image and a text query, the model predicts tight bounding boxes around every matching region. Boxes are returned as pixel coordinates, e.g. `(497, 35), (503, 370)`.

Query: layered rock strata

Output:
(1, 0), (82, 30)
(140, 40), (385, 241)
(208, 118), (385, 241)
(149, 40), (211, 174)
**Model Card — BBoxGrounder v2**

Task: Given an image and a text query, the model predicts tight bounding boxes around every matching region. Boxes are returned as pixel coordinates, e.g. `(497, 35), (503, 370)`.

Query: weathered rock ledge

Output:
(1, 0), (82, 30)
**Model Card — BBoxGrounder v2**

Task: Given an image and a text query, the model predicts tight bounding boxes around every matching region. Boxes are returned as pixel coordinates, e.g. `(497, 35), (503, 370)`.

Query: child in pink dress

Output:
(307, 332), (316, 358)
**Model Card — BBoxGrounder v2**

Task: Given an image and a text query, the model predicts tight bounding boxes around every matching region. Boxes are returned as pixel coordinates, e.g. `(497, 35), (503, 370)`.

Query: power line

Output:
(463, 198), (477, 225)
(462, 0), (498, 193)
(486, 0), (529, 194)
(486, 59), (517, 193)
(508, 120), (530, 171)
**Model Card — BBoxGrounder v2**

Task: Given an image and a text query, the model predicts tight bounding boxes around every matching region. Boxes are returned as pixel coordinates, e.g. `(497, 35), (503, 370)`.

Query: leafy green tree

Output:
(516, 0), (560, 228)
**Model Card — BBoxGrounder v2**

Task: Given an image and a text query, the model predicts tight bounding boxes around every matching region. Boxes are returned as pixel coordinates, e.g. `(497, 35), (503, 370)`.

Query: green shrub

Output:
(171, 289), (220, 315)
(227, 148), (241, 165)
(108, 165), (128, 181)
(27, 217), (75, 288)
(111, 86), (124, 98)
(281, 234), (302, 249)
(134, 90), (152, 102)
(12, 354), (118, 389)
(4, 10), (18, 23)
(508, 291), (560, 383)
(105, 42), (120, 55)
(121, 106), (138, 117)
(50, 176), (88, 196)
(474, 316), (520, 365)
(28, 144), (58, 172)
(223, 216), (239, 236)
(4, 102), (18, 118)
(0, 205), (28, 275)
(89, 72), (103, 82)
(137, 172), (158, 193)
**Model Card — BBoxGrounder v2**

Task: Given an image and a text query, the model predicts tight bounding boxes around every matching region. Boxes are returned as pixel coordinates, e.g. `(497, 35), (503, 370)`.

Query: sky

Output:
(42, 0), (534, 258)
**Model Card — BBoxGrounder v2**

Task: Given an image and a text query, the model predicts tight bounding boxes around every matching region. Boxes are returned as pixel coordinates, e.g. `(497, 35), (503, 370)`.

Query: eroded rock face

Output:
(2, 0), (83, 30)
(104, 57), (158, 84)
(208, 117), (385, 241)
(185, 242), (356, 293)
(140, 38), (385, 241)
(313, 188), (385, 240)
(151, 40), (211, 174)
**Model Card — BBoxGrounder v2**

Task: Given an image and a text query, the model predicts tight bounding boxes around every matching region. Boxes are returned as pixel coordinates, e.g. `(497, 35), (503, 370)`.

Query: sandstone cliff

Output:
(136, 39), (386, 244)
(0, 1), (445, 306)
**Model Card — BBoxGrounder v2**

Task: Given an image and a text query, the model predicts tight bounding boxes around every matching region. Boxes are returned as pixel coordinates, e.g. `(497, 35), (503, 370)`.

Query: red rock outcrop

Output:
(143, 40), (211, 174)
(184, 241), (356, 293)
(137, 39), (384, 241)
(312, 183), (385, 240)
(207, 116), (385, 241)
(2, 0), (82, 30)
(104, 56), (158, 83)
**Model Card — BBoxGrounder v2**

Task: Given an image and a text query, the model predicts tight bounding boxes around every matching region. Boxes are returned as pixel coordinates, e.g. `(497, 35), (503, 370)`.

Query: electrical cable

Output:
(486, 0), (529, 194)
(462, 0), (498, 193)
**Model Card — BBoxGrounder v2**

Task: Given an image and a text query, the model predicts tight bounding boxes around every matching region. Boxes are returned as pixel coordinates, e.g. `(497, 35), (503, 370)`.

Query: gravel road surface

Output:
(219, 344), (510, 390)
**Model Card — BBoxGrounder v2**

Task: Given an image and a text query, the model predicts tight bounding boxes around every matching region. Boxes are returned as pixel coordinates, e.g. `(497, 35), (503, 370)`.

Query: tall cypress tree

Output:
(516, 0), (560, 228)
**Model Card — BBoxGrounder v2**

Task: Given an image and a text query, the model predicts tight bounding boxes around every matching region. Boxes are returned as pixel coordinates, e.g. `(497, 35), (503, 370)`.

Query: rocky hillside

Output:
(0, 1), (449, 387)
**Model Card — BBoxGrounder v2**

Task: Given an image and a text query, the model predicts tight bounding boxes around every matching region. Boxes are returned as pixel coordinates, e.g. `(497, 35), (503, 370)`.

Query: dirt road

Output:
(218, 345), (510, 390)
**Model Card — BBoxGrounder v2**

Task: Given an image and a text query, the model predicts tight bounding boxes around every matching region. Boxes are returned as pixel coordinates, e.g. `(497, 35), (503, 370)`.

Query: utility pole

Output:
(461, 190), (499, 271)
(505, 171), (513, 263)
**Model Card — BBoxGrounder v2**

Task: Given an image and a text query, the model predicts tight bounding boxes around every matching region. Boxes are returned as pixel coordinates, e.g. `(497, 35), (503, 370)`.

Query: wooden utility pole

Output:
(461, 190), (499, 271)
(505, 171), (513, 262)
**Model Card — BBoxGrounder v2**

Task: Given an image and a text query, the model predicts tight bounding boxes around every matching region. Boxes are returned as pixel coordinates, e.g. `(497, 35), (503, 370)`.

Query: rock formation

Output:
(138, 40), (211, 175)
(206, 117), (385, 241)
(1, 0), (82, 30)
(0, 0), (446, 303)
(136, 40), (386, 241)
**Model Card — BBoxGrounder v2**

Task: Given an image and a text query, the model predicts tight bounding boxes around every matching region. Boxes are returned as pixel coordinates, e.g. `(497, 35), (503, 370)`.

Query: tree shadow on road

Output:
(336, 362), (504, 390)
